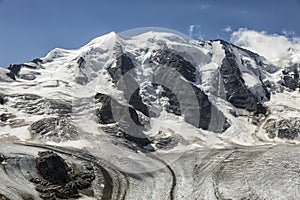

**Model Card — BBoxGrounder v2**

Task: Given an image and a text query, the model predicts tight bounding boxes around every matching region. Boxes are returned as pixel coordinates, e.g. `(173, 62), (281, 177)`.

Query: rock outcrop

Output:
(151, 49), (228, 132)
(281, 64), (300, 91)
(264, 118), (300, 140)
(219, 41), (269, 114)
(31, 151), (95, 199)
(29, 117), (79, 142)
(95, 92), (151, 148)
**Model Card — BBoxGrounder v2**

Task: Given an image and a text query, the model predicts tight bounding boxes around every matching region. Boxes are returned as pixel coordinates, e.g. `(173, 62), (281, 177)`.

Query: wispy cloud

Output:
(282, 29), (296, 38)
(222, 25), (232, 33)
(188, 25), (194, 38)
(188, 24), (205, 40)
(200, 4), (210, 10)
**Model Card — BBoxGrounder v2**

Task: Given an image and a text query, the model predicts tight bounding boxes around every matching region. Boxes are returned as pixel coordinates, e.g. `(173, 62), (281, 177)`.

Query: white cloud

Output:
(230, 28), (300, 66)
(188, 24), (205, 40)
(222, 25), (232, 33)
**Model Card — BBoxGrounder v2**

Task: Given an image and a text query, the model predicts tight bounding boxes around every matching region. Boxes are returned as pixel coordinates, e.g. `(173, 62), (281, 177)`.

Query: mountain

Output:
(0, 31), (300, 199)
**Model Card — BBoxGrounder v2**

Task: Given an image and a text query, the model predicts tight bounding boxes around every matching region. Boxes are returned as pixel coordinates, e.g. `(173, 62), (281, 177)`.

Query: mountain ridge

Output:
(0, 31), (299, 149)
(1, 30), (300, 200)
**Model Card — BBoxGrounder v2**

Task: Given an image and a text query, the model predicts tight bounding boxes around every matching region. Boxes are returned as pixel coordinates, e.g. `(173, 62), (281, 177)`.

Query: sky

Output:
(0, 0), (300, 67)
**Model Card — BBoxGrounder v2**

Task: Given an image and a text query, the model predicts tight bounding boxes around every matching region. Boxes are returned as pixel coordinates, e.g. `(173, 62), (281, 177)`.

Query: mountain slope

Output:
(0, 30), (300, 199)
(1, 31), (299, 148)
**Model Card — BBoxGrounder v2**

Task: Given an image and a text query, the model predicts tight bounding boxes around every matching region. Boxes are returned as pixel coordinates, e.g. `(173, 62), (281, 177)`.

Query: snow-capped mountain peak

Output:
(1, 30), (300, 199)
(0, 30), (299, 151)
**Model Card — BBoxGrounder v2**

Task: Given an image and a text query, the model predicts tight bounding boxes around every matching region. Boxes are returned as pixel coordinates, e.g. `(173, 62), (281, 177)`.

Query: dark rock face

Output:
(32, 58), (43, 64)
(29, 117), (79, 142)
(103, 50), (227, 143)
(103, 53), (152, 147)
(0, 154), (5, 163)
(5, 71), (16, 80)
(191, 85), (213, 130)
(0, 93), (6, 105)
(8, 64), (22, 76)
(107, 54), (135, 83)
(0, 113), (16, 122)
(264, 118), (300, 140)
(95, 93), (151, 148)
(277, 128), (298, 140)
(152, 49), (198, 82)
(0, 194), (10, 200)
(159, 84), (181, 116)
(219, 41), (268, 114)
(8, 64), (37, 77)
(129, 89), (150, 117)
(107, 53), (149, 117)
(151, 49), (228, 132)
(141, 83), (182, 117)
(32, 151), (95, 199)
(95, 92), (144, 126)
(77, 57), (85, 68)
(75, 57), (90, 85)
(7, 63), (39, 80)
(36, 151), (71, 184)
(281, 64), (300, 91)
(95, 93), (116, 124)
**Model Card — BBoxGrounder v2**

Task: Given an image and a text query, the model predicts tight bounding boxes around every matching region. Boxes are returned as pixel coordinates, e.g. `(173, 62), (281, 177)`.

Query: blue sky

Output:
(0, 0), (300, 67)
